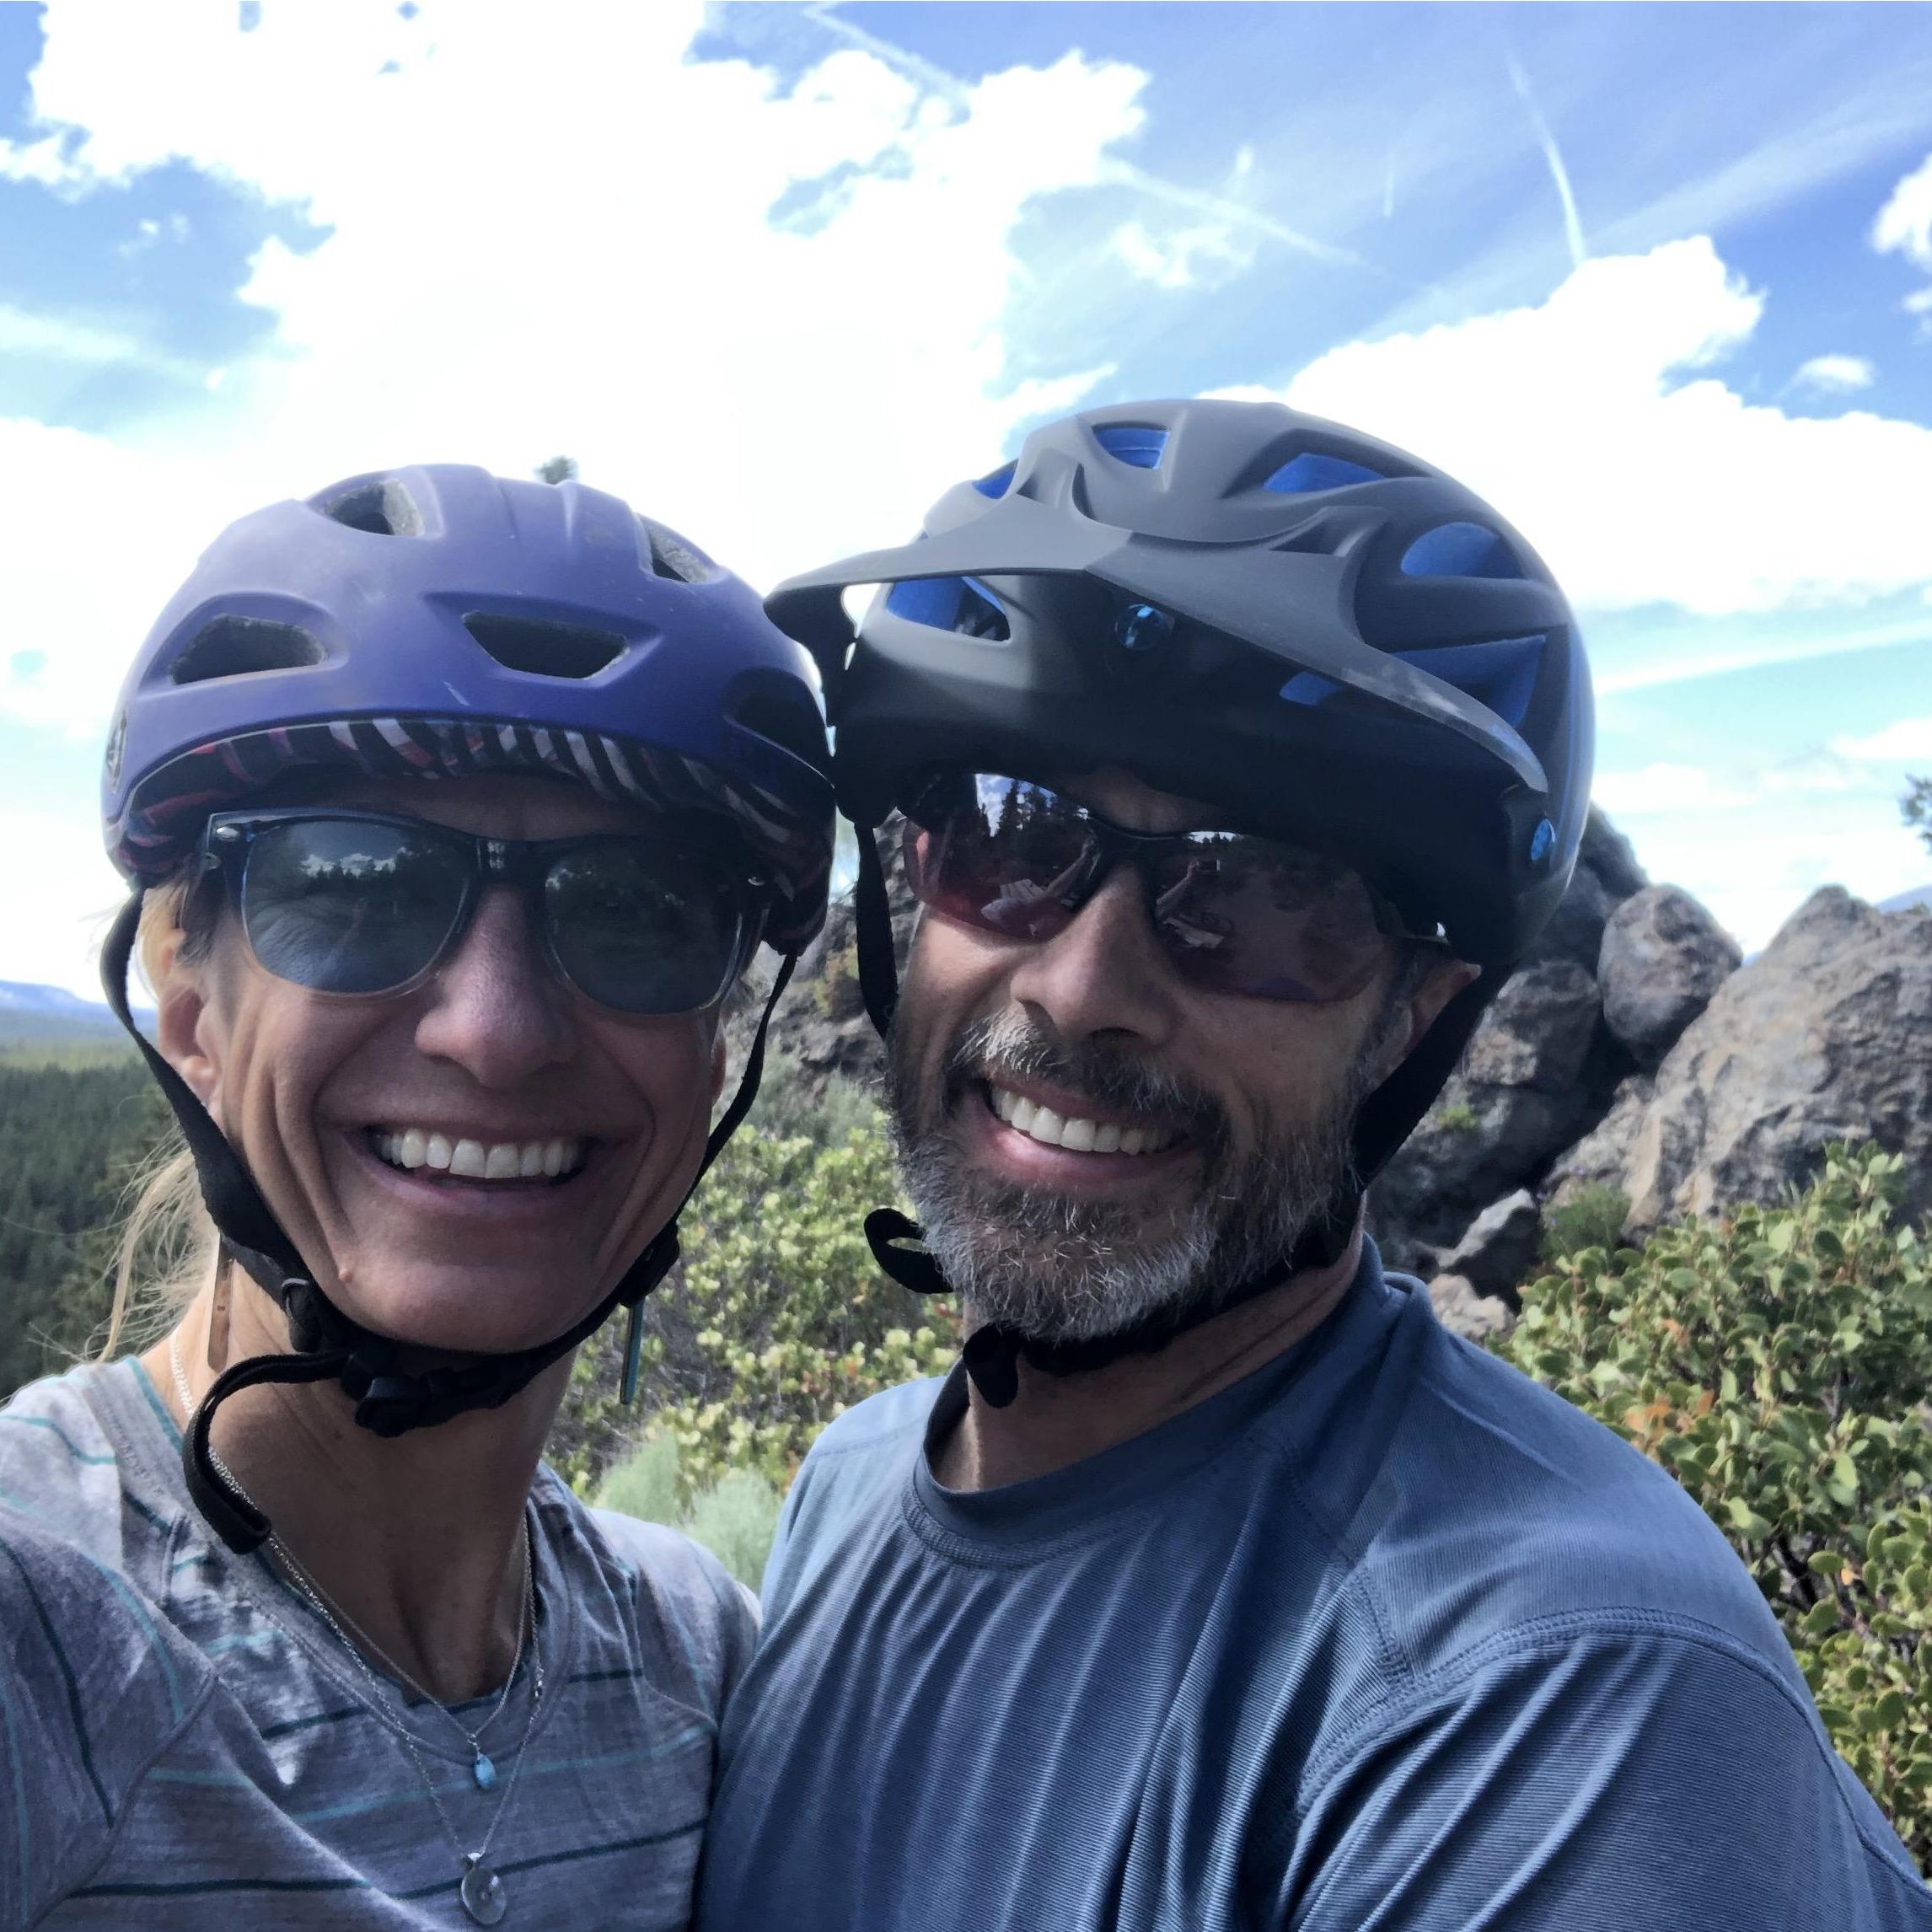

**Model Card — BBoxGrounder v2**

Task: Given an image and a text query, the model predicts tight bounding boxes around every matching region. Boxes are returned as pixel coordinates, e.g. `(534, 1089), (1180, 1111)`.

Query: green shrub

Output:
(593, 1434), (784, 1590)
(1541, 1183), (1631, 1261)
(1436, 1102), (1478, 1133)
(1505, 1144), (1932, 1864)
(551, 1094), (953, 1502)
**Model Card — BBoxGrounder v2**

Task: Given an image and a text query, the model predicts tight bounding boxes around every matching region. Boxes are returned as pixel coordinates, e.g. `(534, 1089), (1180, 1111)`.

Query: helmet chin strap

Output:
(102, 893), (792, 1554)
(850, 825), (1493, 1407)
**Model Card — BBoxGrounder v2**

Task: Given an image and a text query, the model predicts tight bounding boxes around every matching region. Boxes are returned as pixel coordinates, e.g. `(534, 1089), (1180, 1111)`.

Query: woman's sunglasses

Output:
(195, 808), (767, 1015)
(900, 773), (1445, 1005)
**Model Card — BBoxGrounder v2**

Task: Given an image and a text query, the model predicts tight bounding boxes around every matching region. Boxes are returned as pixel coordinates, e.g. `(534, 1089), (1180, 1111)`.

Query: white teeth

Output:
(374, 1130), (584, 1183)
(988, 1087), (1178, 1157)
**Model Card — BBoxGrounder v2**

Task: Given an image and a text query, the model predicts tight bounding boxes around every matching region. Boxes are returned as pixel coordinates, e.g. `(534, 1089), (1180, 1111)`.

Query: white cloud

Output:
(1831, 716), (1932, 763)
(1791, 352), (1875, 394)
(0, 0), (1153, 743)
(1217, 237), (1932, 616)
(1592, 758), (1859, 818)
(0, 302), (202, 379)
(1110, 216), (1253, 291)
(1874, 148), (1932, 270)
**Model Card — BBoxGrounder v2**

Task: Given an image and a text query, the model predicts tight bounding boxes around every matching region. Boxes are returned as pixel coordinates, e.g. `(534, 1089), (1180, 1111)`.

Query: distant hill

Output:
(1880, 884), (1932, 914)
(0, 983), (147, 1060)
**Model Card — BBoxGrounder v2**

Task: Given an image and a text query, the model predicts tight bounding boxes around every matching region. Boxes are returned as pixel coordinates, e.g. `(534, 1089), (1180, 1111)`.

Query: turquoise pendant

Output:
(472, 1752), (496, 1790)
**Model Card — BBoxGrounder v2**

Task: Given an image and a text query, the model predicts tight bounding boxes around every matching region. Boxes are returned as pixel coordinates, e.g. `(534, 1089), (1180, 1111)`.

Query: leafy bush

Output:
(593, 1433), (784, 1590)
(1505, 1145), (1932, 1864)
(1541, 1183), (1630, 1261)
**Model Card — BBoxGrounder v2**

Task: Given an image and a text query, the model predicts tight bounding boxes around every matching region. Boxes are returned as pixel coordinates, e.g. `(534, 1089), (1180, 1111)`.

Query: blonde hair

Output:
(96, 877), (220, 1360)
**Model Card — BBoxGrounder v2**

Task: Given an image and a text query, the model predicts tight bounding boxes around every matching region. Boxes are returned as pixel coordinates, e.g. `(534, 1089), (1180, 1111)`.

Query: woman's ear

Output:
(153, 925), (223, 1114)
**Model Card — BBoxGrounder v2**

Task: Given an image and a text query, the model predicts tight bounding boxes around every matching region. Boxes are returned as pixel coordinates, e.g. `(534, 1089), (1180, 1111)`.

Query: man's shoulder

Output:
(805, 1374), (948, 1468)
(1326, 1284), (1795, 1681)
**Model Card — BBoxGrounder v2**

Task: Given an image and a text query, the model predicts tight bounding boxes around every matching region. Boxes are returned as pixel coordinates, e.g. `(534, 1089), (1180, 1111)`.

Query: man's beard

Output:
(888, 1005), (1398, 1347)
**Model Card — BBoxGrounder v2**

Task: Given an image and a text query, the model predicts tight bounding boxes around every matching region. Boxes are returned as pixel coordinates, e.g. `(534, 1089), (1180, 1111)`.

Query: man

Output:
(694, 401), (1932, 1928)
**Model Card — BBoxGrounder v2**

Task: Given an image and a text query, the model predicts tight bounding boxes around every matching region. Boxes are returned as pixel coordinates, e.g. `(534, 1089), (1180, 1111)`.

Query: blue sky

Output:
(0, 0), (1929, 993)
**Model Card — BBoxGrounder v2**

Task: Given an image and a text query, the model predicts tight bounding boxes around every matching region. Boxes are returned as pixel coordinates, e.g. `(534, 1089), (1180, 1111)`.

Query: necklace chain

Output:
(169, 1329), (541, 1924)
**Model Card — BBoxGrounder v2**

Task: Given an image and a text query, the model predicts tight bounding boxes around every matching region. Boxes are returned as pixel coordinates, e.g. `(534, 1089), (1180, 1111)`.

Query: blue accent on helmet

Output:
(104, 464), (834, 947)
(1114, 603), (1175, 655)
(884, 574), (1009, 641)
(1530, 816), (1555, 864)
(1092, 424), (1168, 470)
(971, 461), (1017, 499)
(1400, 522), (1522, 579)
(1263, 451), (1385, 492)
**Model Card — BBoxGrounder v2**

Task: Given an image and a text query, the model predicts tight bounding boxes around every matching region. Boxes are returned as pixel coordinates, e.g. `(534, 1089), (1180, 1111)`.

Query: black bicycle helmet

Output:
(766, 399), (1593, 1398)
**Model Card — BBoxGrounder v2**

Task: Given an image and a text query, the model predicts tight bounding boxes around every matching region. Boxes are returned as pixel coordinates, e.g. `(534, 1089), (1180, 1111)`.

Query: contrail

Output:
(799, 2), (1383, 275)
(1505, 50), (1586, 270)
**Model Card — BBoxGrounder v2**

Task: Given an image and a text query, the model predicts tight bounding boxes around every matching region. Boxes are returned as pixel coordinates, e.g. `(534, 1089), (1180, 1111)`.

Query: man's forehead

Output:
(1047, 765), (1221, 835)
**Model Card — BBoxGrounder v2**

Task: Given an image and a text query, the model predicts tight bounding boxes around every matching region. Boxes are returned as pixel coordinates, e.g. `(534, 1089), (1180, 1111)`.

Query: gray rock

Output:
(1436, 1189), (1542, 1306)
(1618, 888), (1932, 1229)
(1598, 885), (1741, 1067)
(1427, 1271), (1518, 1344)
(1545, 1076), (1652, 1212)
(1371, 961), (1604, 1258)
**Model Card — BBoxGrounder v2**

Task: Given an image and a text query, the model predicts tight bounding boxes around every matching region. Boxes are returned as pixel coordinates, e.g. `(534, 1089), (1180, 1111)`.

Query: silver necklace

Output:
(170, 1332), (542, 1925)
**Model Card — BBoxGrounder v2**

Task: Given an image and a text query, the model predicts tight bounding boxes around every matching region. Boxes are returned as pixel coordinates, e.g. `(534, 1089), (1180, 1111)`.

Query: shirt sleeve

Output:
(0, 1518), (206, 1928)
(1277, 1621), (1932, 1932)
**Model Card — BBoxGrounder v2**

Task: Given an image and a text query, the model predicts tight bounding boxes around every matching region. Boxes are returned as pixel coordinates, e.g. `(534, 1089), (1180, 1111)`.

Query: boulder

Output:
(1371, 959), (1604, 1260)
(1598, 885), (1741, 1067)
(1428, 1271), (1518, 1344)
(1545, 1076), (1652, 1215)
(1614, 888), (1932, 1229)
(1436, 1189), (1542, 1307)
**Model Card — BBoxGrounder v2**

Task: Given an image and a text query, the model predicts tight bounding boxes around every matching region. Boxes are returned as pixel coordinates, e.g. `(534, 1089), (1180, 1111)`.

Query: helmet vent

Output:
(639, 518), (715, 584)
(884, 576), (1010, 642)
(1400, 523), (1522, 579)
(1263, 451), (1386, 493)
(970, 461), (1017, 500)
(462, 612), (625, 679)
(169, 616), (325, 684)
(1092, 423), (1168, 470)
(317, 478), (424, 537)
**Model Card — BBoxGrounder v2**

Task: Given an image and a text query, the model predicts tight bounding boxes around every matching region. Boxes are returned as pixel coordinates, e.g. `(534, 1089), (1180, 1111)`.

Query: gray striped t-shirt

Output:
(0, 1359), (757, 1929)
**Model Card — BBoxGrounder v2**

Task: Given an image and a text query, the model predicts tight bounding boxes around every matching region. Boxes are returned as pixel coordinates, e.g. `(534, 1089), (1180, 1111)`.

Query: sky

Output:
(1, 0), (1929, 996)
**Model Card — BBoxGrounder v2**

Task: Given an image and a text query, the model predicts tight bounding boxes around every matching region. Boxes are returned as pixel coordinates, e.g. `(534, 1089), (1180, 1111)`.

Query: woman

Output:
(0, 465), (832, 1927)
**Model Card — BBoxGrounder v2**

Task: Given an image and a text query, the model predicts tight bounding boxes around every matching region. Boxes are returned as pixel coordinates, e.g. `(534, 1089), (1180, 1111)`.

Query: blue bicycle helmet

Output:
(99, 466), (834, 1551)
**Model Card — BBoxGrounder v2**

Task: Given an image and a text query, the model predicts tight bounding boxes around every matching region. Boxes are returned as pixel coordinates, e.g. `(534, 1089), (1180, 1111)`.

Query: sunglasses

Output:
(195, 808), (766, 1015)
(900, 773), (1444, 1005)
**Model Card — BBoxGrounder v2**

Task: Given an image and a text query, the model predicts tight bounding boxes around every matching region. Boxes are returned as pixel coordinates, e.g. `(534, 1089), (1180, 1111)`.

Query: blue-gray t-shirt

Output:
(695, 1243), (1931, 1930)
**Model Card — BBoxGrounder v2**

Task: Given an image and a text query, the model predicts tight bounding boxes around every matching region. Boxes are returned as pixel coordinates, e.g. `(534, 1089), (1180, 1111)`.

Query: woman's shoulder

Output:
(0, 1360), (169, 1569)
(534, 1471), (759, 1718)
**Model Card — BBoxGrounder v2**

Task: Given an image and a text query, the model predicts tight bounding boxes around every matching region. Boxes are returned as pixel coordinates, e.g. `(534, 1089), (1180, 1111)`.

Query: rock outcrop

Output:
(1607, 888), (1932, 1232)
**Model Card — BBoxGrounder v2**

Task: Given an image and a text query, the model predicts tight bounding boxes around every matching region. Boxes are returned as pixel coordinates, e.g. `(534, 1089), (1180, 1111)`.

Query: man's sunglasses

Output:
(194, 808), (766, 1015)
(900, 773), (1445, 1005)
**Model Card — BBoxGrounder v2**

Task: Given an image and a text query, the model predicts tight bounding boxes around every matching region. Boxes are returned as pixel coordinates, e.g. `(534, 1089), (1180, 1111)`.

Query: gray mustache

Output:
(945, 1012), (1229, 1156)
